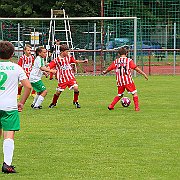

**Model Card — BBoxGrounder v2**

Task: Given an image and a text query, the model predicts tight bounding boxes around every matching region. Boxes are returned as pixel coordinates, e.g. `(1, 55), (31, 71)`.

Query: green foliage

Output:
(0, 0), (100, 18)
(0, 75), (180, 179)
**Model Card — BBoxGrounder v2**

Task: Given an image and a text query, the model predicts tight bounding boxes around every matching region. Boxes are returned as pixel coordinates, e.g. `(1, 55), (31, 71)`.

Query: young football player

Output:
(48, 44), (88, 108)
(17, 44), (36, 99)
(102, 47), (148, 111)
(29, 46), (56, 109)
(0, 41), (32, 173)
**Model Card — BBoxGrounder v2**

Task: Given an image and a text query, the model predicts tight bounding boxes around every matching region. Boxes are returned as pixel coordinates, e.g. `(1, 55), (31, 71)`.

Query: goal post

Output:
(0, 16), (138, 76)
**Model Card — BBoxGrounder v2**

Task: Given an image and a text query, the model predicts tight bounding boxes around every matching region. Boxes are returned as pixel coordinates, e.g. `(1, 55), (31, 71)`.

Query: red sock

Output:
(31, 89), (36, 94)
(133, 96), (139, 109)
(74, 91), (79, 102)
(110, 96), (120, 107)
(18, 86), (22, 95)
(52, 94), (59, 104)
(50, 72), (53, 79)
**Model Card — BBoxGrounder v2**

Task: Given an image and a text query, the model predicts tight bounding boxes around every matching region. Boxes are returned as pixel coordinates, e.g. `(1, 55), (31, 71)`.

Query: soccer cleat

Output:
(108, 105), (114, 110)
(49, 103), (56, 108)
(33, 106), (42, 109)
(135, 107), (140, 111)
(17, 95), (20, 100)
(73, 101), (81, 108)
(31, 94), (36, 98)
(2, 162), (16, 173)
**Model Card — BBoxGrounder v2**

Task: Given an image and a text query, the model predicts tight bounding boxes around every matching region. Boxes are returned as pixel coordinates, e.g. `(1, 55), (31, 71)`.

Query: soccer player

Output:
(29, 46), (56, 109)
(102, 47), (148, 111)
(48, 44), (88, 108)
(17, 44), (36, 99)
(0, 41), (32, 173)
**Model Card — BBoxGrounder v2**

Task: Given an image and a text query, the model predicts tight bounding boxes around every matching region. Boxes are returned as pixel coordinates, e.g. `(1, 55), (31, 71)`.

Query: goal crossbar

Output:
(0, 17), (137, 21)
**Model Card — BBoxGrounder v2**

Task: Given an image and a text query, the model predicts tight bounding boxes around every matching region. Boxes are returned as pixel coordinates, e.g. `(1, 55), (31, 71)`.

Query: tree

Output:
(0, 0), (100, 18)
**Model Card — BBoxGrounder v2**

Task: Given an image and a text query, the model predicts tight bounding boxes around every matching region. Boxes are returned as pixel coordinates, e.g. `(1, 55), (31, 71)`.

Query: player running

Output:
(48, 44), (88, 108)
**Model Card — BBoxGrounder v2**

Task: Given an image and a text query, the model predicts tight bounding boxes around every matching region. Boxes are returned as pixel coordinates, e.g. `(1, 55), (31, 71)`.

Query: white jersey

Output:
(29, 56), (45, 83)
(0, 60), (27, 111)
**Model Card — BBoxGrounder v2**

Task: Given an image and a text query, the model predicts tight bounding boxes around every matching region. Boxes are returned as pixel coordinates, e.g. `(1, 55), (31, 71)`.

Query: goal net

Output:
(0, 16), (138, 75)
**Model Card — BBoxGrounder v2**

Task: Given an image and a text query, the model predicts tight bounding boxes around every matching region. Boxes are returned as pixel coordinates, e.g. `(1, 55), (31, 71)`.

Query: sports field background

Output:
(0, 75), (180, 179)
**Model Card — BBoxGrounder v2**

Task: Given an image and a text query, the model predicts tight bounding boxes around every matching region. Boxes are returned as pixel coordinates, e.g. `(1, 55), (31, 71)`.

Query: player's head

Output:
(35, 46), (47, 58)
(55, 39), (60, 45)
(0, 41), (14, 60)
(24, 44), (32, 57)
(118, 47), (129, 56)
(60, 44), (69, 57)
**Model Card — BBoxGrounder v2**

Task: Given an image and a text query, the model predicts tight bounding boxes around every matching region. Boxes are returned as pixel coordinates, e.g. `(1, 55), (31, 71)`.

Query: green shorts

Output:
(31, 80), (46, 93)
(0, 110), (20, 131)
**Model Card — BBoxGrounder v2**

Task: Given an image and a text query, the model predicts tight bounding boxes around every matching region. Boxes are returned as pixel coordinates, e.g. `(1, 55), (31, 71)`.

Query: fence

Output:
(0, 17), (179, 75)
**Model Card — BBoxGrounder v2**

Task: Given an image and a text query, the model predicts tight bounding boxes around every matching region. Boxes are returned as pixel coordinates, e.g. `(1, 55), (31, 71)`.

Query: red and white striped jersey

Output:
(18, 54), (34, 78)
(49, 55), (77, 84)
(107, 57), (137, 86)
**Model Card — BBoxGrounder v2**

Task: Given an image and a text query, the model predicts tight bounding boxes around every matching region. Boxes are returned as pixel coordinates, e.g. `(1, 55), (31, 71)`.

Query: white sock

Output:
(3, 138), (14, 166)
(34, 95), (44, 107)
(32, 95), (39, 105)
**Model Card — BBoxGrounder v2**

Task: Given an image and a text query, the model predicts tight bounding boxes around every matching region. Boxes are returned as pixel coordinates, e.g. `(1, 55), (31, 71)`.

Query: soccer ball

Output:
(121, 97), (131, 107)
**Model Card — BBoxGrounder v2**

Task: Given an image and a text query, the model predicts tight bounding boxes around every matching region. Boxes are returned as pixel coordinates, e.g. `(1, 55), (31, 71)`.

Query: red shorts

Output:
(57, 79), (78, 91)
(118, 83), (137, 96)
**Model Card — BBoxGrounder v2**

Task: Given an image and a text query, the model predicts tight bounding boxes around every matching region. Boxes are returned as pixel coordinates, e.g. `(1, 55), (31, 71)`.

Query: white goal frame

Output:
(0, 16), (138, 76)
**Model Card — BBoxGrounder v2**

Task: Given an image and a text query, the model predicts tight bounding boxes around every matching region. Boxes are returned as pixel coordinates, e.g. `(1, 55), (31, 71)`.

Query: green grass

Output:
(0, 75), (180, 179)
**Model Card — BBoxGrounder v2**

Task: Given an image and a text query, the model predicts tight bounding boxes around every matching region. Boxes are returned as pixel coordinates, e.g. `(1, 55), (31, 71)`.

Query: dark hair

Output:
(60, 44), (69, 52)
(35, 46), (46, 56)
(118, 47), (129, 56)
(0, 41), (14, 59)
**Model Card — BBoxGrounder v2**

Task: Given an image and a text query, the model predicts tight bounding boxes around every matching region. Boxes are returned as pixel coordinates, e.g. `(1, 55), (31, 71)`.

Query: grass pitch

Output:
(0, 75), (180, 179)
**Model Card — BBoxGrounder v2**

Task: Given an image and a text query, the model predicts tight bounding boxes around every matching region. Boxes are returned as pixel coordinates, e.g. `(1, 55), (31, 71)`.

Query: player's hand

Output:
(84, 59), (88, 63)
(18, 102), (24, 112)
(51, 69), (57, 74)
(144, 75), (148, 80)
(43, 71), (49, 78)
(102, 71), (106, 75)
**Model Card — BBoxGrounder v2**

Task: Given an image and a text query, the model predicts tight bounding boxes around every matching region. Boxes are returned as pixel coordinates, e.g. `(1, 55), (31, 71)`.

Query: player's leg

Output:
(31, 80), (47, 109)
(3, 131), (15, 168)
(108, 86), (124, 110)
(126, 83), (139, 111)
(49, 83), (65, 108)
(33, 90), (47, 109)
(49, 72), (53, 80)
(69, 80), (80, 108)
(132, 92), (139, 111)
(1, 110), (20, 173)
(49, 90), (62, 108)
(31, 89), (36, 98)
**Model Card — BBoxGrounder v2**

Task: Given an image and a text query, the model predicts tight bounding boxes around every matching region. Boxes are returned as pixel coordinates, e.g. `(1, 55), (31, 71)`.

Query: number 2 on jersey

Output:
(0, 72), (7, 90)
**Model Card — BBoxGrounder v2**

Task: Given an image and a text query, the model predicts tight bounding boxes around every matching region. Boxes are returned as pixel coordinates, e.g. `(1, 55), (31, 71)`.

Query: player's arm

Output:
(129, 59), (148, 80)
(102, 62), (115, 75)
(18, 79), (32, 112)
(17, 56), (23, 67)
(76, 59), (88, 63)
(134, 66), (148, 80)
(70, 56), (88, 64)
(40, 66), (56, 74)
